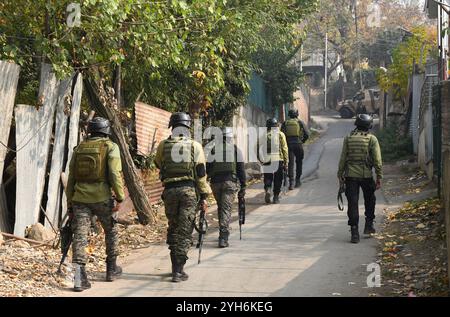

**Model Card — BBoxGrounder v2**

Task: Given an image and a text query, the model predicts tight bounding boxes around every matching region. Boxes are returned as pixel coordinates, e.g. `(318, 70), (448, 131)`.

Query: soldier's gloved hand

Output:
(376, 179), (381, 190)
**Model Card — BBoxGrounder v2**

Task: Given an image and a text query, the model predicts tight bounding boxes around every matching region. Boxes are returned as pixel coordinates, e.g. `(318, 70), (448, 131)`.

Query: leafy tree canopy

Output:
(0, 0), (318, 122)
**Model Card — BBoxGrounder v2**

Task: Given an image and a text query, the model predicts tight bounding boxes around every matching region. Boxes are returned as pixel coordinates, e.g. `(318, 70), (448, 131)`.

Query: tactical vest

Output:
(346, 131), (372, 166)
(285, 119), (303, 138)
(209, 142), (237, 178)
(263, 131), (284, 162)
(74, 139), (109, 183)
(267, 131), (280, 154)
(161, 137), (195, 183)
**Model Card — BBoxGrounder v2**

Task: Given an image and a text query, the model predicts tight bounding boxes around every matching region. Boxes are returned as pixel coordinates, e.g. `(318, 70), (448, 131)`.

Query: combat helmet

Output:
(87, 117), (111, 136)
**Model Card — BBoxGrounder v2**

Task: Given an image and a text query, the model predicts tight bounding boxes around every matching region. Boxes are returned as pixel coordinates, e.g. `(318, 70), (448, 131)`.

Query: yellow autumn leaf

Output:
(192, 70), (206, 80)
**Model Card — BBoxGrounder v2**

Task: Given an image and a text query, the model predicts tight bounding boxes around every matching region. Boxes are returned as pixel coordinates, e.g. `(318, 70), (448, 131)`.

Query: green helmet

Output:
(88, 117), (111, 135)
(355, 114), (373, 129)
(169, 112), (191, 129)
(288, 109), (299, 118)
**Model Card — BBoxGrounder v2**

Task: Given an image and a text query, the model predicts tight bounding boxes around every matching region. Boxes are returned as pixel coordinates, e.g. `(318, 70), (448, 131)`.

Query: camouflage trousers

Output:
(211, 181), (238, 238)
(72, 199), (119, 265)
(162, 186), (197, 264)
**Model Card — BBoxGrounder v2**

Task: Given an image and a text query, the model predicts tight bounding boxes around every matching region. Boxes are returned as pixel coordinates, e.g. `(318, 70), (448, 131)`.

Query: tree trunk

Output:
(84, 76), (154, 225)
(343, 63), (354, 84)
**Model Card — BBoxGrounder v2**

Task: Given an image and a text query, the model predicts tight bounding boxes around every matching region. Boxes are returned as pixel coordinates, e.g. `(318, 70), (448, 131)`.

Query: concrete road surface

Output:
(66, 114), (385, 297)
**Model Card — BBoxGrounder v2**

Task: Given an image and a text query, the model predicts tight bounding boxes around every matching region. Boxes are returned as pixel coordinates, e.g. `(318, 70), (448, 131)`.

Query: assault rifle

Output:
(282, 166), (288, 195)
(238, 193), (246, 240)
(337, 180), (346, 211)
(195, 200), (208, 264)
(57, 217), (73, 274)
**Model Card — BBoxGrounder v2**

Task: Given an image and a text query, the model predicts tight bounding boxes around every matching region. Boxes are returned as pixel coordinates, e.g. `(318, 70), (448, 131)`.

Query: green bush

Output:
(375, 125), (413, 162)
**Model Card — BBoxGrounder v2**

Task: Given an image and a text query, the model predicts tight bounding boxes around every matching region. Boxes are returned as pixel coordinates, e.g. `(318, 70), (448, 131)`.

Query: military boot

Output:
(170, 254), (183, 283)
(350, 225), (360, 244)
(178, 262), (189, 282)
(289, 179), (294, 190)
(106, 257), (122, 282)
(364, 219), (376, 235)
(73, 264), (91, 292)
(295, 178), (302, 188)
(264, 188), (271, 204)
(218, 232), (229, 248)
(273, 193), (280, 204)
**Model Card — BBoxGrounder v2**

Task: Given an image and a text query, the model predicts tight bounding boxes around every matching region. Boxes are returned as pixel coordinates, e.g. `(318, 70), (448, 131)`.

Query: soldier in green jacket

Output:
(67, 117), (125, 292)
(337, 114), (383, 243)
(154, 112), (212, 282)
(206, 127), (247, 248)
(259, 118), (289, 204)
(281, 109), (310, 190)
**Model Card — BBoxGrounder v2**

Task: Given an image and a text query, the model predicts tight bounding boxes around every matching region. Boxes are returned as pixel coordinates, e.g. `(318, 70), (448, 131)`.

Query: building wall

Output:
(292, 85), (310, 125)
(233, 103), (270, 165)
(441, 80), (450, 263)
(441, 80), (450, 287)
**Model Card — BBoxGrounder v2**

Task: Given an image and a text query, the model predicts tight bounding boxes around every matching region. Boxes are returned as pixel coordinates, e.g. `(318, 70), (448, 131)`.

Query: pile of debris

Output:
(0, 208), (168, 297)
(376, 197), (449, 296)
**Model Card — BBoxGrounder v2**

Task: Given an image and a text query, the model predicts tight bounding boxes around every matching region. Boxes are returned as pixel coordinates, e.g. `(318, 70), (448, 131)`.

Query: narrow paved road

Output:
(67, 114), (386, 297)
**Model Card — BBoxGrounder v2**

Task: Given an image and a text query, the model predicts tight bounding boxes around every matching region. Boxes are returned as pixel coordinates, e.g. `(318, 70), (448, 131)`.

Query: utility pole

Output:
(354, 0), (363, 90)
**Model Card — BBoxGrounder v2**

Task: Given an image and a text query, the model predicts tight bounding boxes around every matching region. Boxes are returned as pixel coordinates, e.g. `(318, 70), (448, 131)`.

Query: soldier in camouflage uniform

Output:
(67, 117), (125, 292)
(259, 118), (289, 204)
(206, 127), (246, 248)
(154, 112), (211, 282)
(338, 114), (383, 243)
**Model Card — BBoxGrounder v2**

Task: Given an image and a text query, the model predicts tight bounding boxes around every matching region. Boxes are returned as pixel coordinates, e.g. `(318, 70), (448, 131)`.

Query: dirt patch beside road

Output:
(376, 162), (449, 297)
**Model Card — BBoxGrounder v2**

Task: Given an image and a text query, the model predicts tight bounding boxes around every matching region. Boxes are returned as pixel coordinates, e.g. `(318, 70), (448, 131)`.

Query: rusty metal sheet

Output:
(135, 102), (171, 155)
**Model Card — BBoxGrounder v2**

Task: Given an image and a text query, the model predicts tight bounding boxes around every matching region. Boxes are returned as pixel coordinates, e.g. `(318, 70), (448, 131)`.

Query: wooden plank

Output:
(44, 77), (73, 229)
(61, 73), (82, 220)
(14, 64), (59, 237)
(0, 61), (20, 233)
